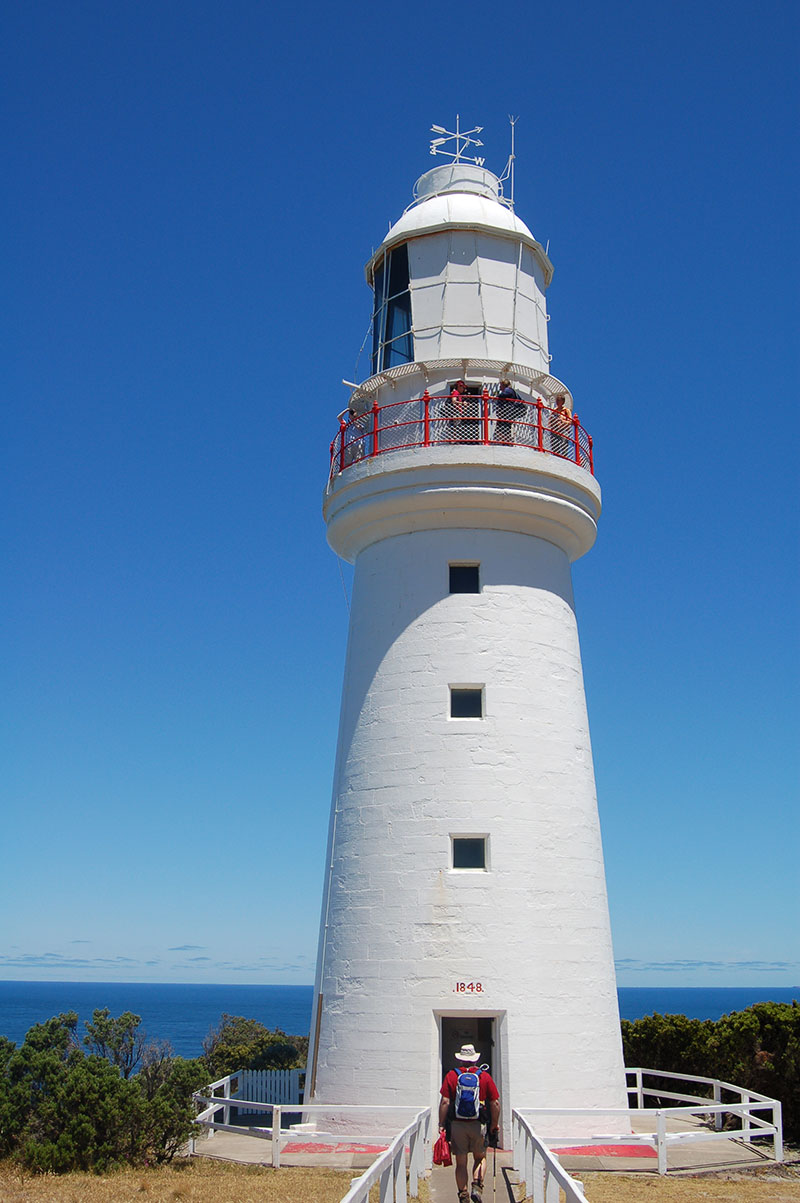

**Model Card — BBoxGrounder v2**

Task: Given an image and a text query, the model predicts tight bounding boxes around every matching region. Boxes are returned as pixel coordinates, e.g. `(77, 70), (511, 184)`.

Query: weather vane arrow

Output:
(429, 115), (485, 167)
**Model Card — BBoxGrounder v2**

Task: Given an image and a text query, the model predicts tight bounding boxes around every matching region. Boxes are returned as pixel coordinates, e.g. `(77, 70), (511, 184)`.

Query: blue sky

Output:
(3, 0), (797, 989)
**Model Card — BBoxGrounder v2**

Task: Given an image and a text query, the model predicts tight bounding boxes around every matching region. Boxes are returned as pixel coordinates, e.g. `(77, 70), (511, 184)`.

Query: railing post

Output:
(637, 1068), (644, 1110)
(774, 1100), (784, 1162)
(532, 1147), (545, 1202)
(223, 1075), (230, 1127)
(423, 389), (430, 446)
(371, 398), (379, 458)
(742, 1092), (752, 1142)
(272, 1104), (281, 1169)
(408, 1121), (420, 1197)
(482, 387), (490, 444)
(572, 413), (581, 465)
(656, 1110), (667, 1175)
(588, 433), (594, 475)
(395, 1143), (407, 1203)
(714, 1081), (722, 1131)
(535, 399), (544, 452)
(338, 418), (346, 475)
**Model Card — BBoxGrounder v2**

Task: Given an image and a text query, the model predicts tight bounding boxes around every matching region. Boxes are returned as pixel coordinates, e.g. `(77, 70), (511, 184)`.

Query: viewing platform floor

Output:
(192, 1111), (780, 1179)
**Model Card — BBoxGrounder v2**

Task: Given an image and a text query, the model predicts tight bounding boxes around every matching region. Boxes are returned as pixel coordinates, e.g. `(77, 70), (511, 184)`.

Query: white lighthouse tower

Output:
(308, 125), (627, 1136)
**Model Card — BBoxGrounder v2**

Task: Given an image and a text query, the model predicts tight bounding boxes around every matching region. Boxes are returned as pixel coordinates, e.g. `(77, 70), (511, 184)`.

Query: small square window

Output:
(449, 564), (480, 593)
(452, 837), (487, 870)
(450, 687), (483, 719)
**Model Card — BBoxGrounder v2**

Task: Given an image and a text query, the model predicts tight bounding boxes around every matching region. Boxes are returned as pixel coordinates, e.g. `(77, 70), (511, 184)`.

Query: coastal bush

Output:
(621, 1000), (800, 1142)
(201, 1013), (307, 1078)
(83, 1007), (146, 1079)
(0, 1011), (207, 1173)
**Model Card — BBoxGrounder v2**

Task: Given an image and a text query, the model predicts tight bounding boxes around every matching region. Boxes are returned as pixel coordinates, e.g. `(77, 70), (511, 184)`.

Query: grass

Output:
(3, 1159), (799, 1202)
(0, 1159), (432, 1203)
(502, 1164), (800, 1201)
(574, 1167), (800, 1202)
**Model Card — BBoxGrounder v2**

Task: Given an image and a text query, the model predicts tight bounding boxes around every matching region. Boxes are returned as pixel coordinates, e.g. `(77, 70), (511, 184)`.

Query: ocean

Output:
(0, 981), (796, 1061)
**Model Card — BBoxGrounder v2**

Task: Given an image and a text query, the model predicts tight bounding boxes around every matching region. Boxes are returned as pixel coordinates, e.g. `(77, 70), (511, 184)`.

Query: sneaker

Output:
(470, 1182), (483, 1203)
(458, 1192), (470, 1203)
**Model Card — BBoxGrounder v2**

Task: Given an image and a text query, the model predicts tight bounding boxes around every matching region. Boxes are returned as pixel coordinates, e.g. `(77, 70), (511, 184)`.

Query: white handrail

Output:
(338, 1109), (430, 1203)
(513, 1111), (587, 1202)
(626, 1066), (778, 1104)
(516, 1099), (783, 1175)
(191, 1095), (432, 1180)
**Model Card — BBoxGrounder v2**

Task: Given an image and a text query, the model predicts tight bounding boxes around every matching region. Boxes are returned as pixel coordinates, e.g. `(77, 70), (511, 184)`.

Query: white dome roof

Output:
(366, 175), (552, 286)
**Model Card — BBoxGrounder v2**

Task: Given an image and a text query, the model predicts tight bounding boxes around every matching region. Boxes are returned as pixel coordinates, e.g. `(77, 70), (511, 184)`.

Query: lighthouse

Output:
(307, 125), (628, 1137)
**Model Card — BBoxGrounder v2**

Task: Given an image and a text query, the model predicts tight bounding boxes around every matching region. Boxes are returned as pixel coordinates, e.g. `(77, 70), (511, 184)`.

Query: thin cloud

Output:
(0, 953), (139, 969)
(616, 958), (799, 973)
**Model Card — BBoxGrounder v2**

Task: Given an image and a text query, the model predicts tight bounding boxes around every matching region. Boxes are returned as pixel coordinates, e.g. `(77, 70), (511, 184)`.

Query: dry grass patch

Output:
(0, 1159), (432, 1203)
(570, 1166), (800, 1202)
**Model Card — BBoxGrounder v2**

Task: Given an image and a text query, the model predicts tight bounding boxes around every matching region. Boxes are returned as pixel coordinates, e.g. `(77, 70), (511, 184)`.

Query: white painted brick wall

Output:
(311, 520), (628, 1128)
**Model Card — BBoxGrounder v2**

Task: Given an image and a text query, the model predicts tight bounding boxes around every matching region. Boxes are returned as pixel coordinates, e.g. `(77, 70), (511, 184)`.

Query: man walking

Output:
(438, 1043), (500, 1203)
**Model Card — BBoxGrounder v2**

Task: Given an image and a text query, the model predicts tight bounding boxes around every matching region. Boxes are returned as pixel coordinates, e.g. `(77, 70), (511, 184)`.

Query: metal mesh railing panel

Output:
(330, 394), (594, 479)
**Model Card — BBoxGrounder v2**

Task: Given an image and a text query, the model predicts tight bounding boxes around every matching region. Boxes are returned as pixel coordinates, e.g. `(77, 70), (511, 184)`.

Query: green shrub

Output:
(0, 1011), (206, 1173)
(201, 1014), (306, 1078)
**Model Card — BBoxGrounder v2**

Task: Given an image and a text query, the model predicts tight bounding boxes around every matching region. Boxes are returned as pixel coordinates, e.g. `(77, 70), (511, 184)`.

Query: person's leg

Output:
(464, 1123), (486, 1198)
(454, 1152), (469, 1192)
(470, 1148), (486, 1200)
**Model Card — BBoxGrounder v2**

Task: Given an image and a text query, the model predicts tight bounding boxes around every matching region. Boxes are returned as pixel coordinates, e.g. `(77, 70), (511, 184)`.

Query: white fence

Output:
(236, 1068), (304, 1111)
(513, 1066), (782, 1183)
(193, 1066), (784, 1200)
(194, 1067), (303, 1130)
(513, 1111), (587, 1202)
(193, 1086), (431, 1196)
(339, 1108), (430, 1203)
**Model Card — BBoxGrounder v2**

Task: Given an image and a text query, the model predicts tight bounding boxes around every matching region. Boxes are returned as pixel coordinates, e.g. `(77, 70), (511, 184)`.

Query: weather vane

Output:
(429, 116), (485, 166)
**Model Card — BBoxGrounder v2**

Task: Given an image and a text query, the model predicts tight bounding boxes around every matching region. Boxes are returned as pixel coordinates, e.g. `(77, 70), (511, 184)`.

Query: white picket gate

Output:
(236, 1068), (304, 1111)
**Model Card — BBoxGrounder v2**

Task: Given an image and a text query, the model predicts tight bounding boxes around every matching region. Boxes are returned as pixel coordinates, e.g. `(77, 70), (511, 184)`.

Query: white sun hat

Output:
(454, 1044), (481, 1062)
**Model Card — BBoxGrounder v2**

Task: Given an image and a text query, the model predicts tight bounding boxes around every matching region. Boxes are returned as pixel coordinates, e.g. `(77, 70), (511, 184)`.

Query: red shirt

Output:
(440, 1067), (499, 1105)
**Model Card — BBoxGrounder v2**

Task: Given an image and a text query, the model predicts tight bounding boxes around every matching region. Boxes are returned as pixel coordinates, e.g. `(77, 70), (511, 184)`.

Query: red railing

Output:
(329, 391), (594, 479)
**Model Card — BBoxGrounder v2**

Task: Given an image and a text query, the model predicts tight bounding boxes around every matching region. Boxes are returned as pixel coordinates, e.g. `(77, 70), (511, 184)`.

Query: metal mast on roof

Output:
(429, 116), (485, 166)
(497, 115), (519, 210)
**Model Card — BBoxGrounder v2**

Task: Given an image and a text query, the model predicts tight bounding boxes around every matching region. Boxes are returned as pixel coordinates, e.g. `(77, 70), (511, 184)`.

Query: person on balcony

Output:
(494, 379), (525, 444)
(548, 394), (573, 459)
(344, 403), (370, 465)
(449, 380), (480, 444)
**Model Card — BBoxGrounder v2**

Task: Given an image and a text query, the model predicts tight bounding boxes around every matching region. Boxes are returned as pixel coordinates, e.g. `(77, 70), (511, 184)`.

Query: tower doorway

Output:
(441, 1015), (496, 1078)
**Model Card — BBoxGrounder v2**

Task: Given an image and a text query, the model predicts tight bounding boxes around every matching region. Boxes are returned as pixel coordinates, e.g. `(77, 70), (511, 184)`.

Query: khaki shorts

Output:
(450, 1120), (485, 1157)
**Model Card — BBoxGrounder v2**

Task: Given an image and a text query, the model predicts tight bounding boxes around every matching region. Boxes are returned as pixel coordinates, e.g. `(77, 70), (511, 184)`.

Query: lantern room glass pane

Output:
(371, 245), (412, 373)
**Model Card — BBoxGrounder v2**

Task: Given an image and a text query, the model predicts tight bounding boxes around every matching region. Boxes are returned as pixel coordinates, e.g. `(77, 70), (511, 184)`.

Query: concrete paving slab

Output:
(428, 1150), (515, 1203)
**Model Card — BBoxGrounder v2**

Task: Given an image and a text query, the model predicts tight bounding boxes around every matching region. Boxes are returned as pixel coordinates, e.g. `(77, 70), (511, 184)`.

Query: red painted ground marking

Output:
(283, 1142), (389, 1155)
(553, 1144), (656, 1158)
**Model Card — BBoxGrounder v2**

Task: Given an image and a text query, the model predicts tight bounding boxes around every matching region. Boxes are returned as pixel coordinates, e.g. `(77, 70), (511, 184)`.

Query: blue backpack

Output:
(454, 1064), (488, 1120)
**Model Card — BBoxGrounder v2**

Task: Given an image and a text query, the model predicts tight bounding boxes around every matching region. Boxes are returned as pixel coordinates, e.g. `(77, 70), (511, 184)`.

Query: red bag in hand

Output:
(433, 1131), (452, 1166)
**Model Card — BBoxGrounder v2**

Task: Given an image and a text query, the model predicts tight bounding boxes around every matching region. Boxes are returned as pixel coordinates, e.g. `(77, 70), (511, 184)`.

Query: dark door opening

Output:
(441, 1016), (495, 1079)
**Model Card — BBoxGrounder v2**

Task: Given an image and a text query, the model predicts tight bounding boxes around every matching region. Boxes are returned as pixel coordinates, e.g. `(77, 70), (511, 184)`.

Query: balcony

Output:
(329, 392), (594, 481)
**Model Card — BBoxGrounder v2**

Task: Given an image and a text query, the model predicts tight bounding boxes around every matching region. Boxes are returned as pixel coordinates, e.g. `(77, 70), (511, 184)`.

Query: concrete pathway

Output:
(428, 1151), (515, 1202)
